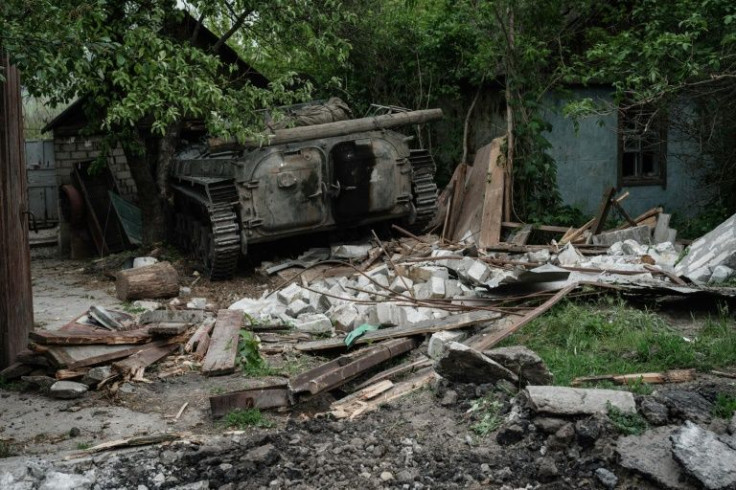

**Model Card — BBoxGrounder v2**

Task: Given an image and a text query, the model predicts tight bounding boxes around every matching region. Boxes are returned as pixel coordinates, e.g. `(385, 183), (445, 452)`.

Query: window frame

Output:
(617, 105), (668, 188)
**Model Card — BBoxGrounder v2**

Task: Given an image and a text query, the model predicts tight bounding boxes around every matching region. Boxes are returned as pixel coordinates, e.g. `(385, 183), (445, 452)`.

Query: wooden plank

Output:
(113, 342), (180, 376)
(559, 217), (595, 245)
(509, 224), (533, 245)
(185, 318), (216, 353)
(29, 328), (152, 345)
(591, 187), (616, 235)
(55, 368), (88, 380)
(210, 382), (291, 418)
(446, 163), (469, 239)
(571, 369), (695, 387)
(201, 310), (243, 376)
(290, 338), (419, 396)
(295, 310), (501, 352)
(84, 434), (180, 454)
(471, 283), (578, 351)
(148, 322), (189, 336)
(615, 206), (662, 231)
(478, 137), (505, 248)
(0, 362), (32, 380)
(353, 357), (433, 391)
(44, 337), (180, 369)
(612, 200), (637, 228)
(502, 222), (572, 234)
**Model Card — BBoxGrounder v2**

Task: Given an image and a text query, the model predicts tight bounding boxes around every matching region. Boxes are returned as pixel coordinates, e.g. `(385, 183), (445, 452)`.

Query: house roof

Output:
(42, 11), (269, 134)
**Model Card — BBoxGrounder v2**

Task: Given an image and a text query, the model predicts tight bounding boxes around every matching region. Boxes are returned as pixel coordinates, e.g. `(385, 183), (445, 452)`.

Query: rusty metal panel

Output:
(0, 50), (34, 368)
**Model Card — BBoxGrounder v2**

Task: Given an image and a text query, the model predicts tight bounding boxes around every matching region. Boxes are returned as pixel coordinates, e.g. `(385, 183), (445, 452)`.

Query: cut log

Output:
(201, 310), (243, 376)
(115, 261), (179, 301)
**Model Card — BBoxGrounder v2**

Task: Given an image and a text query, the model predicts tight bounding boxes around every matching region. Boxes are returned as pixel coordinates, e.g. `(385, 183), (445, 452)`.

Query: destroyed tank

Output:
(169, 105), (443, 279)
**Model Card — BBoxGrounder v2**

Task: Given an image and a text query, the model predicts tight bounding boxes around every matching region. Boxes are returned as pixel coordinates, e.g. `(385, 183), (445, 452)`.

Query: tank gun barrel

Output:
(245, 108), (443, 148)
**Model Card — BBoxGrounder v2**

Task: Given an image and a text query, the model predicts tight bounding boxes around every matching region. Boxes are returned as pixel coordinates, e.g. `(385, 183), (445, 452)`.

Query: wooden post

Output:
(0, 50), (34, 369)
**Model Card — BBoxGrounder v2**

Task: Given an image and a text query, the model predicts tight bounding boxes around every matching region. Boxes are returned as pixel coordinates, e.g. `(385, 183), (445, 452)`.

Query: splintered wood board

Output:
(201, 310), (243, 376)
(29, 328), (152, 345)
(477, 137), (505, 248)
(113, 342), (180, 375)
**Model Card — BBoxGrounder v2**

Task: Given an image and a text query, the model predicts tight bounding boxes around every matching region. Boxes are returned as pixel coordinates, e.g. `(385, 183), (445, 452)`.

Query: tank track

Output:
(171, 180), (240, 280)
(408, 149), (439, 232)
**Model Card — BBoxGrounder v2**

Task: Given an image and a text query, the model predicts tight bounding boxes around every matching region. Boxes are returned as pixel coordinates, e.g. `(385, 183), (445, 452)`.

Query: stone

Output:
(376, 302), (402, 326)
(331, 244), (372, 261)
(69, 427), (80, 437)
(484, 346), (552, 385)
(526, 386), (636, 416)
(496, 424), (525, 446)
(465, 261), (492, 284)
(592, 225), (652, 247)
(401, 306), (431, 325)
(640, 397), (670, 426)
(81, 366), (112, 387)
(575, 418), (601, 448)
(380, 471), (394, 481)
(294, 314), (333, 334)
(132, 300), (160, 311)
(709, 265), (735, 285)
(595, 468), (618, 489)
(427, 331), (467, 360)
(655, 390), (713, 424)
(20, 375), (57, 391)
(616, 425), (693, 490)
(39, 471), (93, 490)
(434, 342), (518, 385)
(186, 297), (207, 309)
(556, 243), (585, 266)
(428, 276), (446, 299)
(49, 381), (88, 399)
(526, 249), (551, 263)
(389, 276), (413, 294)
(246, 444), (280, 466)
(440, 390), (458, 406)
(133, 256), (158, 268)
(553, 423), (576, 446)
(179, 286), (191, 296)
(328, 303), (359, 332)
(671, 421), (736, 490)
(396, 470), (414, 484)
(277, 283), (305, 305)
(533, 417), (567, 435)
(286, 299), (314, 317)
(536, 456), (559, 482)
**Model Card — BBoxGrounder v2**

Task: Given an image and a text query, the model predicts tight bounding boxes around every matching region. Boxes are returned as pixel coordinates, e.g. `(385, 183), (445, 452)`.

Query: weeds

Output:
(76, 442), (91, 450)
(0, 440), (15, 458)
(120, 302), (146, 314)
(712, 393), (736, 419)
(222, 408), (274, 429)
(607, 403), (648, 436)
(236, 330), (282, 377)
(501, 297), (736, 386)
(468, 396), (503, 436)
(0, 377), (27, 392)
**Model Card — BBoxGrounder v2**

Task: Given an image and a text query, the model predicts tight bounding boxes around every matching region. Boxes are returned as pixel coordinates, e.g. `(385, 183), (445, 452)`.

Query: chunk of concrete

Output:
(428, 331), (466, 360)
(294, 313), (333, 334)
(434, 342), (518, 384)
(305, 290), (330, 312)
(526, 249), (551, 263)
(328, 303), (359, 332)
(526, 386), (635, 416)
(277, 283), (305, 305)
(484, 346), (552, 385)
(655, 390), (713, 424)
(186, 297), (207, 309)
(709, 265), (735, 285)
(428, 276), (446, 299)
(50, 381), (89, 399)
(81, 366), (113, 387)
(408, 265), (449, 283)
(133, 256), (158, 268)
(676, 213), (736, 284)
(286, 299), (315, 317)
(389, 276), (414, 294)
(671, 421), (736, 490)
(617, 426), (693, 490)
(400, 307), (431, 325)
(556, 243), (585, 266)
(331, 243), (372, 261)
(592, 225), (652, 247)
(376, 302), (402, 326)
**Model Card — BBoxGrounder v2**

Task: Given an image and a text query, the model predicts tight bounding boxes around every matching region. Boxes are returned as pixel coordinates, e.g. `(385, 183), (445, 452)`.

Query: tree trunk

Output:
(157, 123), (182, 201)
(115, 261), (179, 301)
(123, 131), (167, 246)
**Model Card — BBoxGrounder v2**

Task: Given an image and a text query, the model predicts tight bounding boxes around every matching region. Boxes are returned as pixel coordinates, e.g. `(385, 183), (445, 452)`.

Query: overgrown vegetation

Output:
(235, 330), (281, 377)
(502, 296), (736, 386)
(712, 393), (736, 419)
(222, 408), (274, 430)
(607, 403), (648, 436)
(0, 440), (16, 458)
(468, 395), (504, 436)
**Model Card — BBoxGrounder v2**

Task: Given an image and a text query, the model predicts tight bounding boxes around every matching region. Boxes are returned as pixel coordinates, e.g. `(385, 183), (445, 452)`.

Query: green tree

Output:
(1, 0), (349, 245)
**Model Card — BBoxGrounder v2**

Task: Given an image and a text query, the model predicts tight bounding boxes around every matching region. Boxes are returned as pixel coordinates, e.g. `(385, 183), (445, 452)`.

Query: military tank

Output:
(169, 105), (443, 279)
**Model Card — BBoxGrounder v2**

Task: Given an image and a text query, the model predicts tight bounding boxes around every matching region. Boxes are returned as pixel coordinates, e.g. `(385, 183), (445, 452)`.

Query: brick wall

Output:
(53, 134), (138, 203)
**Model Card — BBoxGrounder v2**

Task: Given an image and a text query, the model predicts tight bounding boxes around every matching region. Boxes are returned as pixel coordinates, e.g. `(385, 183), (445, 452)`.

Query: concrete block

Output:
(463, 260), (491, 284)
(408, 265), (449, 283)
(526, 249), (551, 263)
(277, 283), (305, 305)
(400, 307), (431, 325)
(372, 274), (390, 289)
(328, 303), (360, 332)
(354, 305), (379, 326)
(286, 299), (315, 317)
(389, 276), (414, 294)
(376, 302), (402, 326)
(677, 213), (736, 284)
(295, 313), (333, 334)
(428, 276), (446, 299)
(526, 386), (636, 416)
(427, 331), (466, 359)
(591, 225), (652, 247)
(556, 243), (585, 266)
(653, 213), (671, 244)
(444, 279), (462, 299)
(617, 426), (691, 490)
(368, 264), (390, 278)
(305, 290), (330, 312)
(709, 265), (735, 285)
(412, 282), (431, 300)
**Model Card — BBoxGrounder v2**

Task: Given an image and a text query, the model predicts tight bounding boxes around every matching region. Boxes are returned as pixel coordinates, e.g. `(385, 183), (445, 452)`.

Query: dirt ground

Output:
(2, 244), (736, 489)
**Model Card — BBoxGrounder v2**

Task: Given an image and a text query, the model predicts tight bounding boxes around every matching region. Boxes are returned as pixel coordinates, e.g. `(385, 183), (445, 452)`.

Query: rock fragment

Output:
(671, 421), (736, 490)
(526, 386), (636, 416)
(434, 342), (518, 384)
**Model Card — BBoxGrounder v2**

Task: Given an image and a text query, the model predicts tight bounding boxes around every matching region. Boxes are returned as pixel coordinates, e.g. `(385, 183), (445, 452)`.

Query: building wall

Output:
(53, 134), (137, 202)
(543, 87), (708, 218)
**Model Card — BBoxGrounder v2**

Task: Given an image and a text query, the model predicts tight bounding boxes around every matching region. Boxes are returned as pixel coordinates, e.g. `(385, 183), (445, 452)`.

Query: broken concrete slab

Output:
(464, 260), (492, 284)
(428, 276), (446, 299)
(277, 283), (305, 305)
(331, 244), (372, 261)
(617, 425), (694, 490)
(376, 302), (402, 326)
(556, 243), (585, 266)
(434, 342), (518, 384)
(526, 386), (635, 416)
(389, 276), (413, 294)
(655, 390), (713, 424)
(49, 381), (89, 399)
(676, 212), (736, 284)
(427, 331), (467, 360)
(654, 213), (672, 244)
(484, 346), (552, 385)
(592, 225), (652, 247)
(286, 299), (315, 318)
(139, 309), (205, 325)
(671, 421), (736, 490)
(328, 303), (359, 332)
(294, 313), (333, 335)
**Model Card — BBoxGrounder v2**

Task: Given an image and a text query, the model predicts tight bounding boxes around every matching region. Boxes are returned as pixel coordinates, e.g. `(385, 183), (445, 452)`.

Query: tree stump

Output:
(115, 261), (179, 301)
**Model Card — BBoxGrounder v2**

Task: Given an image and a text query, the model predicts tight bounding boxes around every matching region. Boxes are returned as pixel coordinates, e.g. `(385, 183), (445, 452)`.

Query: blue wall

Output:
(543, 88), (708, 218)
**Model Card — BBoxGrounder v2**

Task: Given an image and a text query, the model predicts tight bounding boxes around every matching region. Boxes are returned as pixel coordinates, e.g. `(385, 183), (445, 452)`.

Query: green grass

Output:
(76, 442), (92, 450)
(120, 302), (147, 314)
(501, 297), (736, 386)
(713, 393), (736, 419)
(468, 395), (503, 436)
(222, 408), (274, 429)
(0, 440), (15, 458)
(607, 403), (648, 435)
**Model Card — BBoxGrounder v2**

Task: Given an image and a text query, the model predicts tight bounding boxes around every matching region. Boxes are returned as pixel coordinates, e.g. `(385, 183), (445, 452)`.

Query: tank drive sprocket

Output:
(408, 148), (439, 232)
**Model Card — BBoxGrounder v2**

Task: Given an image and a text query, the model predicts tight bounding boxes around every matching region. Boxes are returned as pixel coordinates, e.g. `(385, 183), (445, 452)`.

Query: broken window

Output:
(618, 105), (667, 187)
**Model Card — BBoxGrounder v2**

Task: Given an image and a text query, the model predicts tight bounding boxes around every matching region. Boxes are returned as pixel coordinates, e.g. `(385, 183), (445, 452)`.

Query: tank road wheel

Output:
(407, 149), (439, 232)
(198, 205), (241, 280)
